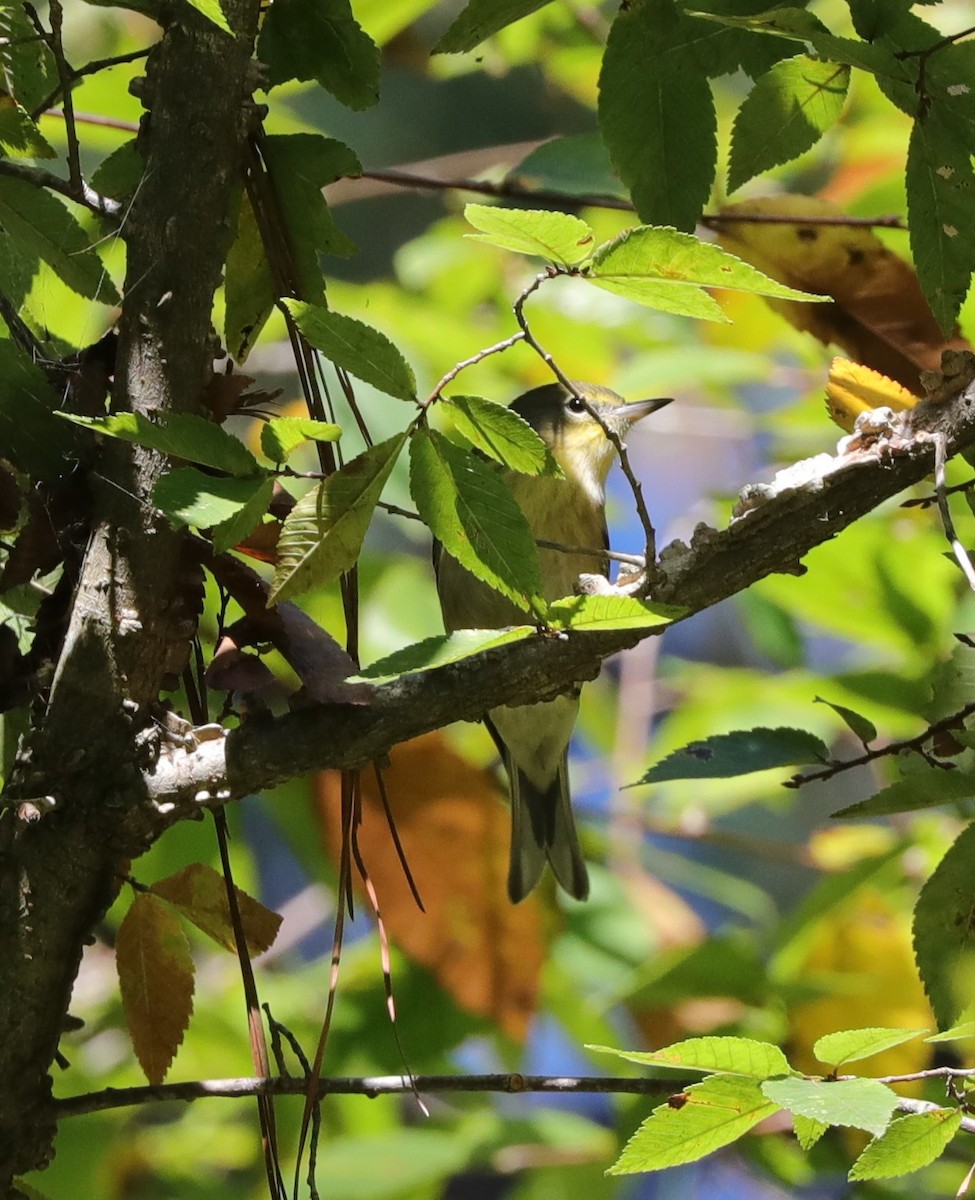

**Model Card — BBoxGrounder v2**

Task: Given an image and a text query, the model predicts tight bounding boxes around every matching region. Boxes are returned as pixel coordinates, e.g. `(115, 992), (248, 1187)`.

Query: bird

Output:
(434, 381), (673, 903)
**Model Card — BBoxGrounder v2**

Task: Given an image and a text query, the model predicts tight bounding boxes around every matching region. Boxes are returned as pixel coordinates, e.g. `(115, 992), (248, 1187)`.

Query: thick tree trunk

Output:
(0, 4), (260, 1184)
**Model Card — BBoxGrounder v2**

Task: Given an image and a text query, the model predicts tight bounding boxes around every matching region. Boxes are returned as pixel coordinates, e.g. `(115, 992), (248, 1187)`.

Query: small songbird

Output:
(435, 381), (673, 903)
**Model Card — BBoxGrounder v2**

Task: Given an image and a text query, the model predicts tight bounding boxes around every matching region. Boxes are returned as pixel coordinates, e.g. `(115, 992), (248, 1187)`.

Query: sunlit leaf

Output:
(62, 412), (259, 476)
(464, 203), (595, 265)
(592, 1036), (790, 1079)
(545, 594), (684, 631)
(152, 864), (282, 956)
(761, 1077), (898, 1137)
(813, 1027), (927, 1068)
(153, 469), (273, 555)
(849, 1110), (962, 1180)
(442, 394), (560, 476)
(261, 417), (342, 462)
(354, 627), (535, 684)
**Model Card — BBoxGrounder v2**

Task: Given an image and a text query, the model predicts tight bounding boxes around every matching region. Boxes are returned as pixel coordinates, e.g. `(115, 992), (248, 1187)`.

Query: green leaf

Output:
(814, 696), (877, 746)
(409, 427), (541, 612)
(914, 823), (975, 1027)
(257, 0), (380, 109)
(833, 770), (975, 819)
(814, 1027), (927, 1069)
(728, 57), (849, 193)
(545, 594), (684, 632)
(434, 0), (554, 53)
(185, 0), (232, 33)
(591, 1036), (790, 1079)
(0, 179), (118, 304)
(261, 417), (342, 462)
(353, 627), (535, 684)
(793, 1115), (829, 1151)
(849, 1110), (962, 1181)
(224, 192), (272, 362)
(927, 1020), (975, 1044)
(61, 412), (259, 476)
(598, 0), (716, 232)
(0, 338), (79, 479)
(153, 469), (273, 554)
(761, 1077), (899, 1137)
(0, 94), (55, 159)
(636, 727), (828, 784)
(284, 300), (416, 401)
(463, 203), (595, 266)
(507, 133), (628, 202)
(0, 7), (57, 115)
(608, 1075), (780, 1174)
(906, 115), (975, 334)
(269, 433), (406, 604)
(442, 395), (560, 476)
(91, 140), (144, 201)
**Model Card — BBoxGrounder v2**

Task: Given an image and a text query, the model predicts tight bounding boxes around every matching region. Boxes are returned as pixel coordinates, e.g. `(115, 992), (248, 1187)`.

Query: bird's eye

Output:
(567, 396), (587, 413)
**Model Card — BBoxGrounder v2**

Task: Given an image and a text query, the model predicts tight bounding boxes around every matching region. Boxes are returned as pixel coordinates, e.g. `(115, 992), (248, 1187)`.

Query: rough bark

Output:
(0, 1), (261, 1184)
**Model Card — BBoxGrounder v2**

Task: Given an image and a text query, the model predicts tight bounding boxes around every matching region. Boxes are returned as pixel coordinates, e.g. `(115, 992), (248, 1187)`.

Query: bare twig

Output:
(424, 331), (526, 405)
(0, 158), (120, 218)
(47, 2), (81, 194)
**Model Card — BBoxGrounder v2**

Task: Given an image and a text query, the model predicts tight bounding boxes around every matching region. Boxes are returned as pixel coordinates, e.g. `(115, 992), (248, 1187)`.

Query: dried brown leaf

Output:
(151, 863), (282, 955)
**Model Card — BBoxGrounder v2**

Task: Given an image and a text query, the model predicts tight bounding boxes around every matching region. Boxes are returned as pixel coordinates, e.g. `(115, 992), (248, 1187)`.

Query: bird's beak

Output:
(608, 397), (674, 428)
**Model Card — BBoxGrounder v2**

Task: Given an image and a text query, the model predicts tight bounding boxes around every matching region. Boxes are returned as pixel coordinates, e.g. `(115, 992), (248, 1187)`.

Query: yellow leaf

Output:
(825, 357), (918, 433)
(116, 892), (195, 1084)
(151, 863), (282, 956)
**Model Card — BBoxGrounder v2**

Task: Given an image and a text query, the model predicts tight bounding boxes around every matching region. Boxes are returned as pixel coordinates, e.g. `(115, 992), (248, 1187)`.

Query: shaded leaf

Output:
(152, 864), (281, 956)
(116, 892), (194, 1085)
(284, 299), (416, 400)
(761, 1077), (898, 1137)
(637, 727), (827, 784)
(507, 133), (628, 202)
(63, 411), (259, 476)
(153, 469), (273, 554)
(608, 1075), (779, 1174)
(849, 1110), (962, 1181)
(354, 627), (534, 684)
(814, 695), (877, 745)
(442, 394), (560, 476)
(0, 94), (55, 159)
(728, 57), (849, 193)
(261, 417), (342, 462)
(545, 594), (684, 631)
(269, 433), (406, 604)
(598, 0), (716, 232)
(434, 0), (553, 53)
(793, 1115), (829, 1151)
(914, 822), (975, 1027)
(0, 338), (79, 479)
(410, 427), (541, 611)
(814, 1027), (927, 1068)
(833, 770), (975, 819)
(91, 140), (144, 202)
(464, 203), (594, 265)
(257, 0), (380, 109)
(592, 1036), (790, 1079)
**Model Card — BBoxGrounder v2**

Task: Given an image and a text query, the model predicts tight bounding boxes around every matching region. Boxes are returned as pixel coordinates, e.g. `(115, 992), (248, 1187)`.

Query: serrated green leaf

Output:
(442, 395), (559, 476)
(353, 627), (535, 684)
(0, 338), (79, 479)
(0, 7), (57, 115)
(793, 1114), (829, 1151)
(91, 140), (144, 202)
(261, 417), (342, 462)
(153, 469), (273, 554)
(914, 823), (975, 1027)
(410, 428), (541, 612)
(849, 1110), (962, 1181)
(269, 433), (406, 603)
(833, 770), (975, 819)
(608, 1075), (779, 1174)
(463, 204), (595, 265)
(545, 594), (684, 632)
(814, 1027), (927, 1069)
(814, 696), (877, 746)
(598, 0), (716, 232)
(257, 0), (380, 109)
(0, 179), (118, 304)
(185, 0), (231, 32)
(728, 57), (849, 193)
(0, 94), (55, 159)
(225, 192), (272, 362)
(906, 116), (975, 333)
(284, 300), (416, 401)
(761, 1077), (898, 1137)
(636, 727), (828, 784)
(61, 412), (259, 476)
(434, 0), (553, 53)
(591, 1036), (790, 1079)
(507, 133), (627, 201)
(926, 1020), (975, 1044)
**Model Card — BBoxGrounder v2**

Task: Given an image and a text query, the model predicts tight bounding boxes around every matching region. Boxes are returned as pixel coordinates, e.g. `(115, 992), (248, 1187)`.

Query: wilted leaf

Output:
(714, 194), (973, 394)
(315, 731), (549, 1040)
(152, 864), (282, 956)
(116, 892), (195, 1084)
(464, 203), (595, 265)
(269, 432), (406, 603)
(761, 1077), (898, 1137)
(824, 358), (918, 433)
(608, 1075), (779, 1174)
(636, 727), (828, 784)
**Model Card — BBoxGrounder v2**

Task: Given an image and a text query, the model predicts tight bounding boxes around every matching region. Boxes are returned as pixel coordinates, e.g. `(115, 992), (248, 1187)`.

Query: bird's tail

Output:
(508, 754), (589, 903)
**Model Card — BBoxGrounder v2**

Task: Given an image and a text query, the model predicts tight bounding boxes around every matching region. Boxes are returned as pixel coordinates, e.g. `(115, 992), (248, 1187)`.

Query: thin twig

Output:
(47, 2), (82, 195)
(424, 331), (526, 405)
(932, 431), (975, 591)
(0, 158), (120, 218)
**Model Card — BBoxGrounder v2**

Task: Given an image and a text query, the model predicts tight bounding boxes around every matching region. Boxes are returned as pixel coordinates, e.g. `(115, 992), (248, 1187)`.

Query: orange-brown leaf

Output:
(315, 732), (549, 1041)
(116, 892), (195, 1084)
(714, 195), (972, 395)
(825, 357), (918, 433)
(151, 863), (282, 956)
